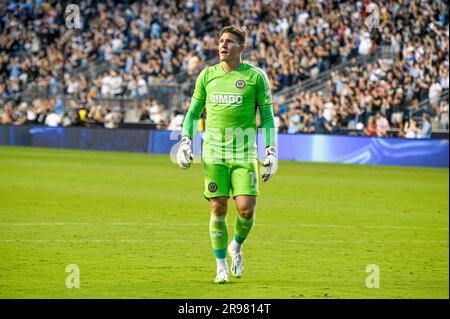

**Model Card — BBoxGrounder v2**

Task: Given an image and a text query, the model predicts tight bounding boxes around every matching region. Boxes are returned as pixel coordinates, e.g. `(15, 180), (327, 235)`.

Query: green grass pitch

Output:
(0, 145), (448, 298)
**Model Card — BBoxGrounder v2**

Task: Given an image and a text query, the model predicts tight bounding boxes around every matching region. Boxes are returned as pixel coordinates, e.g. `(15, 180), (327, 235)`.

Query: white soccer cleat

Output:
(214, 269), (229, 284)
(228, 244), (243, 278)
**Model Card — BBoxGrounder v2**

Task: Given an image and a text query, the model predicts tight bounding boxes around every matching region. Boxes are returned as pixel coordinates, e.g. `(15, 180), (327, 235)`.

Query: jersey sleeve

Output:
(181, 68), (207, 138)
(256, 69), (272, 108)
(192, 68), (207, 102)
(256, 69), (276, 147)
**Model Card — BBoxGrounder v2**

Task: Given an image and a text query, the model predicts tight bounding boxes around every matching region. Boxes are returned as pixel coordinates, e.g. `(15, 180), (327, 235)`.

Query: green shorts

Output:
(203, 161), (259, 199)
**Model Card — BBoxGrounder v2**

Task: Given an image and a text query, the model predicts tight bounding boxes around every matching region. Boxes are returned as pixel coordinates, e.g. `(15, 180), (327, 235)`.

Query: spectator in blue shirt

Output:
(418, 113), (432, 139)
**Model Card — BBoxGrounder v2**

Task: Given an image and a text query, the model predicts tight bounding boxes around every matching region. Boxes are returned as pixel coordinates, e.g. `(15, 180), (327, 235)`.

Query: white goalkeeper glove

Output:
(176, 136), (193, 169)
(262, 146), (277, 182)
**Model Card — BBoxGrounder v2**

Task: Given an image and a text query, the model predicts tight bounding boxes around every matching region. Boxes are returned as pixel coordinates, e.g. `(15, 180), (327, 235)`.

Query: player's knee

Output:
(211, 198), (228, 216)
(237, 205), (255, 220)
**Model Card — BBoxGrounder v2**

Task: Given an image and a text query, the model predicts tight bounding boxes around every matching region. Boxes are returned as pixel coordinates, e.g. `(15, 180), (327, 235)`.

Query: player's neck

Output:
(221, 58), (243, 73)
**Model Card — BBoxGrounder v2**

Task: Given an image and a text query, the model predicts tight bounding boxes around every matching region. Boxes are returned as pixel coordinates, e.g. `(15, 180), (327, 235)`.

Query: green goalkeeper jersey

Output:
(182, 61), (275, 163)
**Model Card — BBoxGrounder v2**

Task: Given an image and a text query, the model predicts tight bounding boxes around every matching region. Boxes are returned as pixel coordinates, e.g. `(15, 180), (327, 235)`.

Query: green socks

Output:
(233, 214), (255, 244)
(209, 213), (255, 260)
(209, 215), (228, 259)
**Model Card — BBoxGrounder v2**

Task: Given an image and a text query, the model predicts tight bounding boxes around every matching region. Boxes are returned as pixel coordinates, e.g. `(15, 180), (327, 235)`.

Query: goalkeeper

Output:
(176, 25), (277, 284)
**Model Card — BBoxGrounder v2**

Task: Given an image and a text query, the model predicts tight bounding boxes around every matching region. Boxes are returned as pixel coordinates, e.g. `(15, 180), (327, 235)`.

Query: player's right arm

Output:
(176, 68), (207, 169)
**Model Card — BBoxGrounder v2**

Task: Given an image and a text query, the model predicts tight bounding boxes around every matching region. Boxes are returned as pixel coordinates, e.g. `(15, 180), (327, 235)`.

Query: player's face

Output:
(218, 32), (244, 62)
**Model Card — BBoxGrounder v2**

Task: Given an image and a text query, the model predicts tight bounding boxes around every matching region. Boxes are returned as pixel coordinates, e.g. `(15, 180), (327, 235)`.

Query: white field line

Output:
(0, 222), (204, 227)
(0, 222), (447, 231)
(283, 239), (448, 244)
(0, 239), (447, 244)
(0, 239), (166, 244)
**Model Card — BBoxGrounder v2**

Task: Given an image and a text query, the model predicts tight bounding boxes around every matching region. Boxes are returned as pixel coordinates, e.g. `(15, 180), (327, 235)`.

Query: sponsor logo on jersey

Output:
(235, 80), (246, 88)
(210, 93), (243, 105)
(209, 81), (217, 87)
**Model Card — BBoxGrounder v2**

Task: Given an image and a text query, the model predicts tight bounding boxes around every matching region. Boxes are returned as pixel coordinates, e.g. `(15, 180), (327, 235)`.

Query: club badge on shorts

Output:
(208, 182), (218, 193)
(235, 80), (246, 89)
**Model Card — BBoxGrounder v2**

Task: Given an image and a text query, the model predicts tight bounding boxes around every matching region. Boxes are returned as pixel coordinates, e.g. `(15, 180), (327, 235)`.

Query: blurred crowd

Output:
(1, 0), (394, 98)
(273, 90), (448, 138)
(271, 0), (449, 137)
(0, 96), (126, 128)
(0, 0), (448, 137)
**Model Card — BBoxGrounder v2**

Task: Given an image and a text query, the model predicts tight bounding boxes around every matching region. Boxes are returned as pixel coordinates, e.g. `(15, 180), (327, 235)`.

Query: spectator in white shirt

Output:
(429, 77), (443, 111)
(101, 72), (111, 96)
(167, 110), (184, 131)
(108, 70), (123, 96)
(149, 100), (162, 124)
(404, 119), (419, 139)
(358, 32), (372, 56)
(136, 75), (148, 96)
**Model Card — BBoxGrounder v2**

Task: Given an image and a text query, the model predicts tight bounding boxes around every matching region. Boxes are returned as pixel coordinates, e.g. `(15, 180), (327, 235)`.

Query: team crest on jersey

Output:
(208, 182), (218, 193)
(235, 80), (246, 89)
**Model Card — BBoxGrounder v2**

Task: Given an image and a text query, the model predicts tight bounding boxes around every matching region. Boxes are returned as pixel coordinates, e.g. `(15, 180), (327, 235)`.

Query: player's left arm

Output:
(256, 69), (277, 182)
